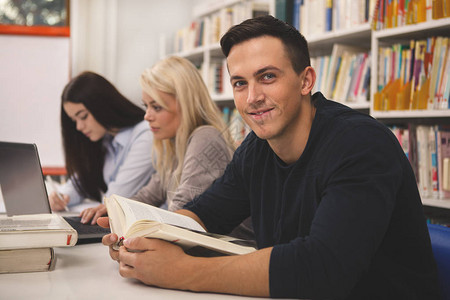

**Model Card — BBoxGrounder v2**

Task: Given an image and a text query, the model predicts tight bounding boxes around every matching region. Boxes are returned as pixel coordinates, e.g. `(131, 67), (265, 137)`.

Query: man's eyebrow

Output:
(230, 74), (244, 82)
(254, 66), (279, 77)
(230, 66), (280, 82)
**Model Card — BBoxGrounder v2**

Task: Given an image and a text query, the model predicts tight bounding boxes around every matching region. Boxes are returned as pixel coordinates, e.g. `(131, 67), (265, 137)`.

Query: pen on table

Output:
(46, 175), (69, 212)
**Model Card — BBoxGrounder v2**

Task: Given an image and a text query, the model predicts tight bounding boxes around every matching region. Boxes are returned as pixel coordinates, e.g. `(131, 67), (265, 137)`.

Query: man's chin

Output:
(251, 128), (273, 141)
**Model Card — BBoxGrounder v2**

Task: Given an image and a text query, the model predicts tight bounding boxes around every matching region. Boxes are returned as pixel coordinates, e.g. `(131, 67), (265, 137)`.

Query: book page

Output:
(113, 195), (205, 232)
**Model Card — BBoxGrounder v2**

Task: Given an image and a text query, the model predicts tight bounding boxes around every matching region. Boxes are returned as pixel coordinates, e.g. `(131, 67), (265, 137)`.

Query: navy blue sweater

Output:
(185, 92), (440, 299)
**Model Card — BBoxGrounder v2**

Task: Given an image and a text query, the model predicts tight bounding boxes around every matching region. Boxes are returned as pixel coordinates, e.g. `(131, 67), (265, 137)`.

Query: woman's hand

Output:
(48, 191), (70, 211)
(80, 203), (107, 225)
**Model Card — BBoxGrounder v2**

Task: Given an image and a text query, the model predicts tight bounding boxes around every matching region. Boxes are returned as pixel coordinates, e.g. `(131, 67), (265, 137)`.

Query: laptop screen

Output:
(0, 141), (51, 216)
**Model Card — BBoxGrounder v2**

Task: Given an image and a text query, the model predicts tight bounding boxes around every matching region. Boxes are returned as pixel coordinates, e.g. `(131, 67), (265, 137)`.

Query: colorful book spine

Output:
(325, 0), (333, 31)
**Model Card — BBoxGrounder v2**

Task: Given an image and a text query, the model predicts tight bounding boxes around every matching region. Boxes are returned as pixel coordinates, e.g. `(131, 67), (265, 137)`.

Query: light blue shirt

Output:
(60, 120), (155, 206)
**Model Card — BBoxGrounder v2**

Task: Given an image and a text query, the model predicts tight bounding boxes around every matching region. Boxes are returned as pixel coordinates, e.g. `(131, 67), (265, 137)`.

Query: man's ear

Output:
(300, 66), (316, 96)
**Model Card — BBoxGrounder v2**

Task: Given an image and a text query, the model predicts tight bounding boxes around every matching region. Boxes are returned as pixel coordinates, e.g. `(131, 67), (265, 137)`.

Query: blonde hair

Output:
(140, 56), (235, 186)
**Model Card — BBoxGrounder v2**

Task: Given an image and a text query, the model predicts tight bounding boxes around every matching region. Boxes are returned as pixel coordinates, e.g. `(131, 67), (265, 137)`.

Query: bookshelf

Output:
(423, 198), (450, 210)
(370, 16), (450, 213)
(168, 0), (450, 215)
(307, 23), (372, 54)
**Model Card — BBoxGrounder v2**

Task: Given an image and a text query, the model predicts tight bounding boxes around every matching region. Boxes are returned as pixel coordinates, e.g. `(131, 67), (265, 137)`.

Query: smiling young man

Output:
(100, 16), (440, 299)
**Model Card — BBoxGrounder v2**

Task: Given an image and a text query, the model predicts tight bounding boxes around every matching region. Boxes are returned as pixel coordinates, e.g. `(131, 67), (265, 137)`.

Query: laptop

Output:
(0, 141), (110, 243)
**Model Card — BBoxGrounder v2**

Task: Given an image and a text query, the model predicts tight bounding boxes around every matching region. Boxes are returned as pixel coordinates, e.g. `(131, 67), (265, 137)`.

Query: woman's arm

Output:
(131, 173), (166, 207)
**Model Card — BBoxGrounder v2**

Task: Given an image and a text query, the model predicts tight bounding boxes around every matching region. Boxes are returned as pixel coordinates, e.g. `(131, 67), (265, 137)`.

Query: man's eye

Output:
(233, 81), (246, 88)
(262, 73), (275, 80)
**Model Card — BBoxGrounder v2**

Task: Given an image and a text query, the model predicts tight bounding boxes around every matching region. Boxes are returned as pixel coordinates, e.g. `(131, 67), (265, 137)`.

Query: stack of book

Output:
(0, 213), (77, 274)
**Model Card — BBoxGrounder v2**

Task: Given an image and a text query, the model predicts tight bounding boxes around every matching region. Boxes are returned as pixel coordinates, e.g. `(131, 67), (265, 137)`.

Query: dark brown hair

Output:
(60, 71), (145, 200)
(220, 15), (311, 74)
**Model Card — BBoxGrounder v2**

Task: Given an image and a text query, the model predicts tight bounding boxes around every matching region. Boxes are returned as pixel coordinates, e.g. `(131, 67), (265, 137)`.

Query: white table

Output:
(0, 243), (275, 300)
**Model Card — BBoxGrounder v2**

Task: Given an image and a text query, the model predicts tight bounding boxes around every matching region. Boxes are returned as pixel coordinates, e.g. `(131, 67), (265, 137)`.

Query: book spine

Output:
(293, 0), (302, 30)
(325, 0), (333, 31)
(430, 126), (439, 198)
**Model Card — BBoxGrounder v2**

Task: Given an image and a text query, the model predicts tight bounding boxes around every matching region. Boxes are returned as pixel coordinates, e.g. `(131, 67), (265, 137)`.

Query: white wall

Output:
(0, 34), (69, 167)
(115, 0), (198, 103)
(71, 0), (197, 105)
(0, 0), (198, 167)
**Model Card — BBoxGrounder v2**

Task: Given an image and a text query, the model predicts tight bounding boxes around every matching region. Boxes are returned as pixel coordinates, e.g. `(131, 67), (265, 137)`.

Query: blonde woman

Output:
(134, 56), (235, 208)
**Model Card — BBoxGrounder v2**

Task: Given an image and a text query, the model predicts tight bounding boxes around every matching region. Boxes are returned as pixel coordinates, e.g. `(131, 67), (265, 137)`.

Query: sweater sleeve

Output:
(168, 126), (233, 211)
(131, 172), (166, 208)
(184, 132), (253, 234)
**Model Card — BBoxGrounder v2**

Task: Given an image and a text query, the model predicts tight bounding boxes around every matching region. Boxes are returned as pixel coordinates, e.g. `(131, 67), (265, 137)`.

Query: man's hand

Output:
(118, 237), (190, 289)
(98, 217), (119, 262)
(97, 217), (271, 297)
(80, 203), (107, 225)
(117, 237), (271, 296)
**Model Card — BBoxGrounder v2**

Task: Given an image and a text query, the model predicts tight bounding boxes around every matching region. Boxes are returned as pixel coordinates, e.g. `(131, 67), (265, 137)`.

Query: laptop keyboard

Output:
(63, 216), (110, 242)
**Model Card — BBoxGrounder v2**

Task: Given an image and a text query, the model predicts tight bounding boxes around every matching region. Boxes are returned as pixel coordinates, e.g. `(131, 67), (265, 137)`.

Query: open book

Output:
(104, 194), (256, 256)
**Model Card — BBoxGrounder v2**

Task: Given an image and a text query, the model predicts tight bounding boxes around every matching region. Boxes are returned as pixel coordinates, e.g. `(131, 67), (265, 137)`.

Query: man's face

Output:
(227, 36), (305, 143)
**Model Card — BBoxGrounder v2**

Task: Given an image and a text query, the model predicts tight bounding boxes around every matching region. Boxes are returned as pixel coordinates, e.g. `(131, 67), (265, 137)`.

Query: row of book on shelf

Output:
(173, 0), (269, 53)
(277, 0), (376, 37)
(311, 44), (371, 104)
(374, 36), (450, 111)
(372, 0), (450, 30)
(390, 124), (450, 201)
